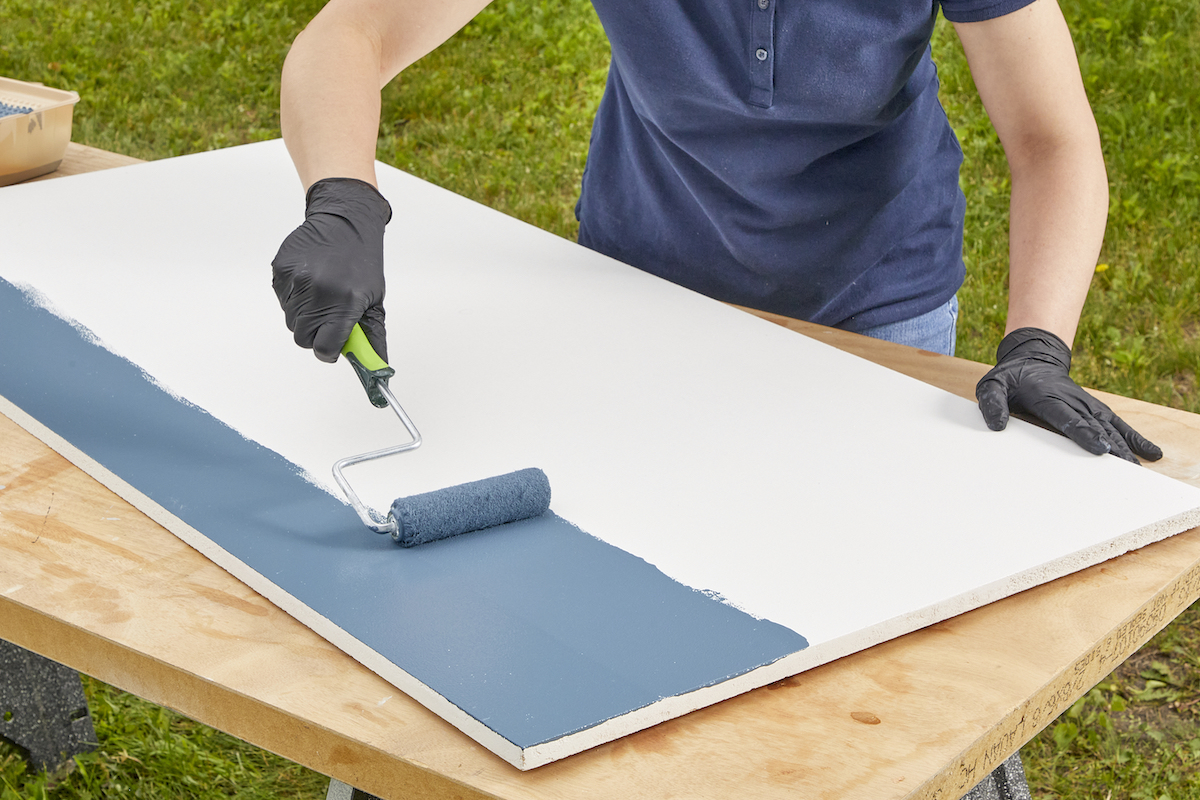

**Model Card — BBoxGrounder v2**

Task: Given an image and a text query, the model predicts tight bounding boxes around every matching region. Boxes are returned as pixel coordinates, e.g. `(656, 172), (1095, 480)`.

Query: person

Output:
(270, 0), (1161, 464)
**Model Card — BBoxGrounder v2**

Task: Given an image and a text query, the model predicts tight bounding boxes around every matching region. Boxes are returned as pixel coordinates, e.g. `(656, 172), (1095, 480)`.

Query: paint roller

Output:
(332, 323), (552, 546)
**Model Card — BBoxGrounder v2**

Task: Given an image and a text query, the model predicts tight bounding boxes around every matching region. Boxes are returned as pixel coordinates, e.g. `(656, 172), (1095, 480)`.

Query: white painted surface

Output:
(4, 139), (1200, 656)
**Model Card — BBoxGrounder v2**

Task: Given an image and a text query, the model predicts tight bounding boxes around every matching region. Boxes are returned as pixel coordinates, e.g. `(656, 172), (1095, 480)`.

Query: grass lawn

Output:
(2, 0), (1199, 797)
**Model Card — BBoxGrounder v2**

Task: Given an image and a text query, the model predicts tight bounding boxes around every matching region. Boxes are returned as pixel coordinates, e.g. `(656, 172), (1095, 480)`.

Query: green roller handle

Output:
(341, 323), (395, 408)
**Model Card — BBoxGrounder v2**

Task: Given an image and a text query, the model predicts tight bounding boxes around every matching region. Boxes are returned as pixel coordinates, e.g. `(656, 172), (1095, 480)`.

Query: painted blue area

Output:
(0, 276), (808, 749)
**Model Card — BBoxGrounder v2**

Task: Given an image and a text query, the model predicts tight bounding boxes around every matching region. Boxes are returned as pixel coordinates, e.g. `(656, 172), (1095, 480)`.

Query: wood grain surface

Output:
(3, 146), (1200, 799)
(24, 142), (143, 179)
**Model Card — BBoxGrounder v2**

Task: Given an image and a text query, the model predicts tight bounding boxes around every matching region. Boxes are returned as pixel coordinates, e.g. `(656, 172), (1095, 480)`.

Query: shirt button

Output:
(757, 0), (769, 8)
(755, 48), (769, 61)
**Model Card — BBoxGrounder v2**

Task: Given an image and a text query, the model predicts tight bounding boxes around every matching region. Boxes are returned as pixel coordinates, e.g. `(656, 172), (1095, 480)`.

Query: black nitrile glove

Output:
(272, 177), (392, 363)
(976, 327), (1162, 464)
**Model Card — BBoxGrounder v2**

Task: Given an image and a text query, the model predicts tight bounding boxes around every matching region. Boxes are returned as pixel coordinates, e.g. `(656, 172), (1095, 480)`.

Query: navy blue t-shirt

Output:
(576, 0), (1035, 330)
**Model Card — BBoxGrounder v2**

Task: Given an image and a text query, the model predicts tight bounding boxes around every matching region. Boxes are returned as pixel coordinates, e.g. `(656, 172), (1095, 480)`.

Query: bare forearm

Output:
(955, 0), (1108, 349)
(280, 0), (494, 192)
(1004, 130), (1108, 346)
(943, 1), (1157, 460)
(281, 16), (384, 190)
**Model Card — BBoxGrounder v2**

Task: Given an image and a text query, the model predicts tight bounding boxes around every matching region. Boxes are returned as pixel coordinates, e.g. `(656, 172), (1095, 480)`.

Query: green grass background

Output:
(2, 0), (1199, 796)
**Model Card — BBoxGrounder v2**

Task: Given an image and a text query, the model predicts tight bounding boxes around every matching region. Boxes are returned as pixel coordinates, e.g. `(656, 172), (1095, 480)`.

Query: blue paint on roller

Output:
(391, 467), (551, 547)
(0, 102), (33, 117)
(0, 275), (809, 750)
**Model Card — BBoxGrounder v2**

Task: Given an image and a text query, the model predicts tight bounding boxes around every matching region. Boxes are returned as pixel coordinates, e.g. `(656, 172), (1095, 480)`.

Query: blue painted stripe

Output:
(0, 276), (807, 748)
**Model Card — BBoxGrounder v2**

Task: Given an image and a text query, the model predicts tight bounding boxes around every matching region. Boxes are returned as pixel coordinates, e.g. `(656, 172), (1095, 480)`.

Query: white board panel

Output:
(2, 140), (1199, 766)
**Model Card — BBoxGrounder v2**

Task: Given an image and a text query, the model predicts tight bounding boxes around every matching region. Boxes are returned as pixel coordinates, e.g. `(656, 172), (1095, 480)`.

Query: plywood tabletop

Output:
(3, 145), (1200, 799)
(25, 141), (144, 179)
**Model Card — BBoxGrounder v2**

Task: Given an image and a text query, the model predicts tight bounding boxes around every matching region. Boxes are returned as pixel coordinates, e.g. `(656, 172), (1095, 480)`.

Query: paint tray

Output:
(0, 77), (80, 187)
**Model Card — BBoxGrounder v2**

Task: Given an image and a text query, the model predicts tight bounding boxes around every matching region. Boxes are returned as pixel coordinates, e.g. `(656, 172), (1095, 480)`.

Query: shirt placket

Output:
(748, 0), (776, 108)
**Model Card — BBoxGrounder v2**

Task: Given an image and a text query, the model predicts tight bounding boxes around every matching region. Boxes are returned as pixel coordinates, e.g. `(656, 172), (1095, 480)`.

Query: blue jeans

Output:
(856, 295), (959, 357)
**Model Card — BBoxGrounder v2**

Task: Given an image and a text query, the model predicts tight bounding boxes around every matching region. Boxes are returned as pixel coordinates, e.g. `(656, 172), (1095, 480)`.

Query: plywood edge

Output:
(914, 541), (1200, 799)
(26, 142), (145, 181)
(520, 647), (813, 768)
(821, 511), (1200, 676)
(0, 597), (505, 800)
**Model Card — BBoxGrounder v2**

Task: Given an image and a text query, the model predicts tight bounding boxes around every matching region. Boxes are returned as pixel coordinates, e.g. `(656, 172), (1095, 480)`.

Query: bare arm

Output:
(281, 0), (493, 190)
(271, 0), (492, 363)
(959, 1), (1161, 461)
(953, 0), (1107, 347)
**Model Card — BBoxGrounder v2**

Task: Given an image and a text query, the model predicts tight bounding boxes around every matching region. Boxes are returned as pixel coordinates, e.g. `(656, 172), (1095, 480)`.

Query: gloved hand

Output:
(272, 177), (392, 363)
(976, 327), (1162, 464)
